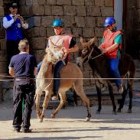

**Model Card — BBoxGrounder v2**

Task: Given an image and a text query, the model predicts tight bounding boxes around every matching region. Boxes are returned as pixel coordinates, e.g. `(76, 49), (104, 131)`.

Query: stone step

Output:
(134, 59), (140, 69)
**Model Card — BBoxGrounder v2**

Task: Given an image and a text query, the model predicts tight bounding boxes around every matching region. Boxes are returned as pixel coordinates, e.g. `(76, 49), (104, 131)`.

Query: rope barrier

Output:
(0, 77), (140, 81)
(0, 73), (140, 81)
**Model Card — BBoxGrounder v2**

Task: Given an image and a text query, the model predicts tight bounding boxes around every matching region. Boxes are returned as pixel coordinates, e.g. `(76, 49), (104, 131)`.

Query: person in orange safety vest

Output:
(48, 18), (79, 100)
(99, 17), (123, 94)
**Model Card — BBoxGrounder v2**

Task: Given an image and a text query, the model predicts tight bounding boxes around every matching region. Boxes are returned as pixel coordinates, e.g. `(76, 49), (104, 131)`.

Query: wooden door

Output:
(123, 0), (139, 58)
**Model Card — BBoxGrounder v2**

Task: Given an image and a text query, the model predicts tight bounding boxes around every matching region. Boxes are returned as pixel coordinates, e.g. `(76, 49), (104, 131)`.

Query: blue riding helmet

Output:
(52, 19), (64, 27)
(104, 17), (116, 27)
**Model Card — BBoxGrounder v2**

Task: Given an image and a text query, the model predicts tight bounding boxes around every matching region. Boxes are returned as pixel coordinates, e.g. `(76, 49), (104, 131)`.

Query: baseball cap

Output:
(9, 2), (18, 8)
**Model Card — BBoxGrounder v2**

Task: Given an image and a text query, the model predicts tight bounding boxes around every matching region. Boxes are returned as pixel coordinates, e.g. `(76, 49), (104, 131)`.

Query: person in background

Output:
(98, 17), (123, 94)
(9, 39), (37, 133)
(47, 18), (79, 100)
(3, 2), (28, 71)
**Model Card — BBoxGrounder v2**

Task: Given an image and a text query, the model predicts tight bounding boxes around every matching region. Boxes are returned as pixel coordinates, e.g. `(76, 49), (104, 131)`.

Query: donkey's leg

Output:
(74, 81), (91, 121)
(51, 92), (66, 118)
(72, 88), (78, 106)
(117, 85), (127, 112)
(40, 90), (51, 122)
(96, 85), (102, 113)
(127, 60), (135, 113)
(108, 84), (116, 114)
(34, 89), (42, 119)
(127, 83), (133, 113)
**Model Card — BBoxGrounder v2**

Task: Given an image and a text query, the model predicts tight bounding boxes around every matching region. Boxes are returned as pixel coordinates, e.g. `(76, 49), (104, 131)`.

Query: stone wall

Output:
(0, 0), (114, 73)
(0, 0), (114, 99)
(0, 0), (4, 101)
(0, 0), (6, 73)
(19, 0), (113, 86)
(18, 0), (113, 63)
(0, 0), (114, 101)
(0, 0), (140, 102)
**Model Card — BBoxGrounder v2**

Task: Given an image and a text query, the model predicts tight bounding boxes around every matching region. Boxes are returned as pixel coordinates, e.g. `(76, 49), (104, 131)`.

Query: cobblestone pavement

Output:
(0, 99), (140, 140)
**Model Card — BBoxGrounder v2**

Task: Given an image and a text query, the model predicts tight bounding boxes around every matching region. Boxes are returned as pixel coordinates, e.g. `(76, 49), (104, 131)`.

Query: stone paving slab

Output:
(0, 100), (140, 140)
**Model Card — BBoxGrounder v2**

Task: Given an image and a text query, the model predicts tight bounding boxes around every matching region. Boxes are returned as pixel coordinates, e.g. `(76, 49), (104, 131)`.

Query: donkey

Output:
(35, 40), (91, 122)
(77, 37), (135, 114)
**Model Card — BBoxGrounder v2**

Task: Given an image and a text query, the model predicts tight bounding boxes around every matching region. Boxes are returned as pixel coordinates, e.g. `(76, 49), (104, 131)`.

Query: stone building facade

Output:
(0, 0), (6, 73)
(19, 0), (114, 64)
(0, 0), (115, 88)
(0, 0), (140, 84)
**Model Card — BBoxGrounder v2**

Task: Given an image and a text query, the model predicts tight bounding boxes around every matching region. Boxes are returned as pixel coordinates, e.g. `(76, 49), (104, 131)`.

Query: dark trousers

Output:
(53, 60), (66, 95)
(6, 40), (20, 69)
(13, 79), (35, 130)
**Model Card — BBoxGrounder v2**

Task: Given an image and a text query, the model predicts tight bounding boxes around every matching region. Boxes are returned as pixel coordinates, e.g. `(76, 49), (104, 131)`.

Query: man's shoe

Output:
(118, 85), (124, 94)
(23, 129), (32, 133)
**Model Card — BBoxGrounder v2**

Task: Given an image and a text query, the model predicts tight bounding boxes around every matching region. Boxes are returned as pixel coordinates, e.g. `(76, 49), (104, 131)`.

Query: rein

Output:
(89, 46), (104, 60)
(49, 38), (64, 48)
(91, 52), (104, 60)
(83, 47), (104, 63)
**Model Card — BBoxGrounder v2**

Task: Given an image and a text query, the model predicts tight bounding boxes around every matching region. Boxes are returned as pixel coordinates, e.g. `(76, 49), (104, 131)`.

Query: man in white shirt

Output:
(3, 2), (28, 72)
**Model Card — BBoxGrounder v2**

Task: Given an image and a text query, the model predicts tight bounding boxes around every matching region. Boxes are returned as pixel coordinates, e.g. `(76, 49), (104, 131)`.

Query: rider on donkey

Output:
(48, 19), (79, 100)
(98, 17), (123, 93)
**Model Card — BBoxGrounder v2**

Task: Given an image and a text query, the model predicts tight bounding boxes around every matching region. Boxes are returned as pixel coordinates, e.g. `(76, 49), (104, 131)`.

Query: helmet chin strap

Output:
(59, 30), (65, 35)
(111, 26), (117, 32)
(107, 25), (117, 32)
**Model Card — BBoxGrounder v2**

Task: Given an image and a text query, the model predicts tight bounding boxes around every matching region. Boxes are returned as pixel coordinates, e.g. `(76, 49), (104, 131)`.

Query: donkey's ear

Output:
(88, 37), (97, 46)
(79, 37), (84, 44)
(45, 47), (49, 53)
(79, 37), (89, 48)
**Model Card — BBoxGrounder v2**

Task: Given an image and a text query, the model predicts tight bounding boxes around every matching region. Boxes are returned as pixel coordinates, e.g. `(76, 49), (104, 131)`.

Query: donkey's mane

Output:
(88, 45), (109, 78)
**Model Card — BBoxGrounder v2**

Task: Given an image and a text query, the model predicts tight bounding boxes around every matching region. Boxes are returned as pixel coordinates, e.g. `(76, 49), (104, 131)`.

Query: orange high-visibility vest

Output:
(48, 34), (72, 50)
(48, 34), (72, 60)
(100, 29), (122, 58)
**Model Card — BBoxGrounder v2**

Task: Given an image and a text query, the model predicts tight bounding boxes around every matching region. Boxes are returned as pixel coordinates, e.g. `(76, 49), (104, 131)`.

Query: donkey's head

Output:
(45, 38), (65, 64)
(79, 37), (97, 58)
(76, 37), (97, 68)
(45, 48), (64, 64)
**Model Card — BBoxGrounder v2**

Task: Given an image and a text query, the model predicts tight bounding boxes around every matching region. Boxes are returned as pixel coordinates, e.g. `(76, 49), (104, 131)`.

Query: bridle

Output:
(46, 38), (65, 63)
(81, 45), (104, 63)
(49, 38), (64, 48)
(91, 52), (104, 60)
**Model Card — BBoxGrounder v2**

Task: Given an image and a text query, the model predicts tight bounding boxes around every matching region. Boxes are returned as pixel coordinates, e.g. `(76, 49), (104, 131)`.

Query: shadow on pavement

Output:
(1, 136), (102, 140)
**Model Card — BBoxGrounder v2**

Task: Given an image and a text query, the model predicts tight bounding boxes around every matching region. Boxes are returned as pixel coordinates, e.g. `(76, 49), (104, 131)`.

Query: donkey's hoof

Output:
(85, 117), (90, 122)
(89, 102), (93, 107)
(51, 114), (55, 118)
(112, 111), (117, 115)
(39, 117), (44, 122)
(96, 110), (101, 114)
(39, 115), (44, 122)
(39, 118), (43, 122)
(127, 109), (132, 113)
(117, 108), (121, 113)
